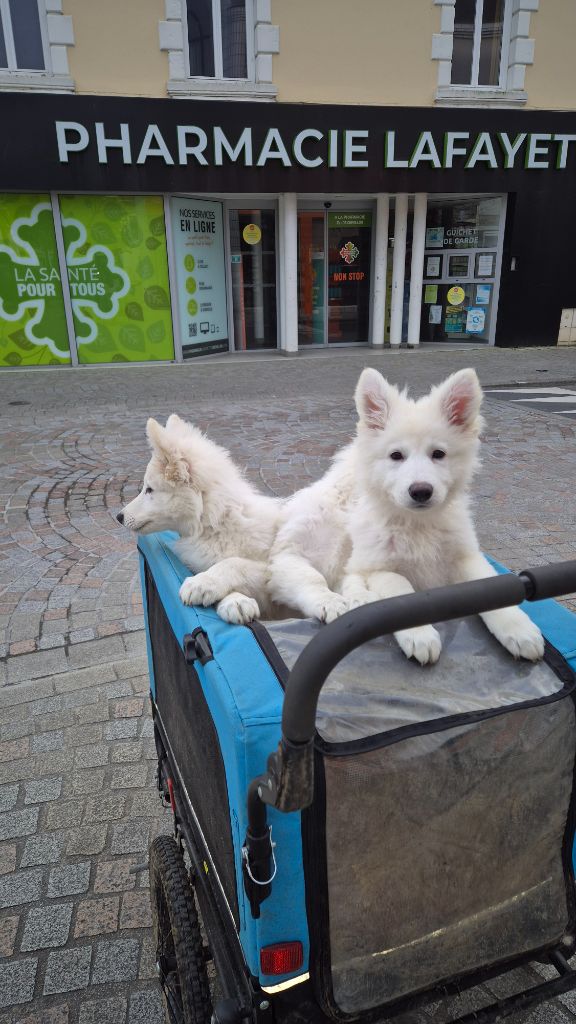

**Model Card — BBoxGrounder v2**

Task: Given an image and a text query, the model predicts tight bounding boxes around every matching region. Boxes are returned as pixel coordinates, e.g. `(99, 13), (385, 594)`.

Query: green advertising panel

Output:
(59, 195), (174, 364)
(0, 193), (71, 366)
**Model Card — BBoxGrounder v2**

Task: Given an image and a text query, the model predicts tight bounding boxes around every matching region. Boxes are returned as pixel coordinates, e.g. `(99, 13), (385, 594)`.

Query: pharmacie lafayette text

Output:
(55, 121), (576, 171)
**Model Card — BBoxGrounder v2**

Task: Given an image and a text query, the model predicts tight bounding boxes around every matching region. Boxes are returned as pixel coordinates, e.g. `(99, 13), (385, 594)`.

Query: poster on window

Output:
(169, 198), (228, 357)
(59, 195), (175, 364)
(476, 253), (495, 277)
(425, 227), (444, 248)
(426, 256), (441, 278)
(0, 193), (70, 366)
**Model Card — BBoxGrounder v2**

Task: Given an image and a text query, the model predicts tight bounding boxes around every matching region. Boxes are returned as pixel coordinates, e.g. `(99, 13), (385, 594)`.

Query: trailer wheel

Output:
(150, 835), (212, 1024)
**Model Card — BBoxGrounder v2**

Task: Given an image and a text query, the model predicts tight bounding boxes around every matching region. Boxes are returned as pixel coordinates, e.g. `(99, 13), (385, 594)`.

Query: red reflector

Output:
(260, 942), (303, 976)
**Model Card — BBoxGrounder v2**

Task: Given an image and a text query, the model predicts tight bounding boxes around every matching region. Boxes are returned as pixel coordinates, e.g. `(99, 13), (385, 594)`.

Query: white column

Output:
(370, 194), (390, 348)
(389, 193), (408, 347)
(279, 192), (298, 353)
(407, 193), (428, 348)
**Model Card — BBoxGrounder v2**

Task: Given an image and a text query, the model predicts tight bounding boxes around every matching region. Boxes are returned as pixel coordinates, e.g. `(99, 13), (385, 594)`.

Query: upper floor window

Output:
(451, 0), (507, 87)
(0, 0), (47, 72)
(186, 0), (248, 79)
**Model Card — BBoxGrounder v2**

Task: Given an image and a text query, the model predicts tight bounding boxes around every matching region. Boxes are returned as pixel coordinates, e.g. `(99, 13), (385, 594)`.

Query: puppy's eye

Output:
(431, 450), (446, 460)
(389, 451), (404, 461)
(144, 486), (153, 494)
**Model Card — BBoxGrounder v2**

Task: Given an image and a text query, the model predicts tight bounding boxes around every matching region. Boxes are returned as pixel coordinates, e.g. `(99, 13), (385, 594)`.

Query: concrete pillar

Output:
(370, 194), (390, 348)
(389, 193), (408, 347)
(407, 193), (428, 347)
(279, 192), (298, 353)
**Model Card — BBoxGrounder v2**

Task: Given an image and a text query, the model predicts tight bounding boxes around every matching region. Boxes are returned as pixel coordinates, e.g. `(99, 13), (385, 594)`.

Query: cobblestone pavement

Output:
(0, 346), (575, 1024)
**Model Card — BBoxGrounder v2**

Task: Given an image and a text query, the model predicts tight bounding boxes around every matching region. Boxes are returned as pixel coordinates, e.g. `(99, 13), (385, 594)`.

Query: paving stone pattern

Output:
(0, 347), (575, 1023)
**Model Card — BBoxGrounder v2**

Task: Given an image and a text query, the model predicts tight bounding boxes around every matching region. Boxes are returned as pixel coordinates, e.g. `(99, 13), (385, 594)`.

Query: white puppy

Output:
(269, 367), (544, 666)
(118, 414), (282, 624)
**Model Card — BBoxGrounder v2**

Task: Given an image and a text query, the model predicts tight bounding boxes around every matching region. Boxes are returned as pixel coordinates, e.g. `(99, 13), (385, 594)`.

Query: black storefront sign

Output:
(0, 93), (575, 194)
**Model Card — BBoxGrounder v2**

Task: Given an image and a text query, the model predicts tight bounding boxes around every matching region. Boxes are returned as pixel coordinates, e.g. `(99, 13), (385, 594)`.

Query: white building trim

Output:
(0, 0), (75, 93)
(160, 0), (278, 100)
(370, 194), (390, 348)
(278, 193), (298, 353)
(432, 0), (537, 107)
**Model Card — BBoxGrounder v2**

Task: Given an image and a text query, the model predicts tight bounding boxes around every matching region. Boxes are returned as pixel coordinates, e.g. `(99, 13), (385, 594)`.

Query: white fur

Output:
(268, 367), (544, 665)
(119, 414), (282, 624)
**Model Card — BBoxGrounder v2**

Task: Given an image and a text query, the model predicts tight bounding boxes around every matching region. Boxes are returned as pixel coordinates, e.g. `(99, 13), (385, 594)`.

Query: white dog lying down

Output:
(267, 367), (544, 665)
(117, 415), (282, 624)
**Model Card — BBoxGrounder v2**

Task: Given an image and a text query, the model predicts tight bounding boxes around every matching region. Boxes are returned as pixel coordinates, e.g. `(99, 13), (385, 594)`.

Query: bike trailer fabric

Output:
(265, 616), (576, 1016)
(138, 533), (310, 987)
(138, 532), (576, 1011)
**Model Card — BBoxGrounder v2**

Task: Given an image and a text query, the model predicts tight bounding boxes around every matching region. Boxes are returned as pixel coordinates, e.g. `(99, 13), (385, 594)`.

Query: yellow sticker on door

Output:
(242, 223), (262, 245)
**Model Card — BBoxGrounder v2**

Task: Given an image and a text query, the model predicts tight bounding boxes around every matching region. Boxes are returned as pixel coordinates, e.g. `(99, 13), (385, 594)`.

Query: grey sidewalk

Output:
(0, 346), (575, 1023)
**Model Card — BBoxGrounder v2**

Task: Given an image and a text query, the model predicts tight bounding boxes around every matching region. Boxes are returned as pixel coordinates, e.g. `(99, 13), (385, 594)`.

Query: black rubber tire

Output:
(149, 834), (212, 1024)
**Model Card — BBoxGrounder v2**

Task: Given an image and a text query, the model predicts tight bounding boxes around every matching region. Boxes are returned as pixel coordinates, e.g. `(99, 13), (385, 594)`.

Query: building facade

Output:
(0, 0), (575, 367)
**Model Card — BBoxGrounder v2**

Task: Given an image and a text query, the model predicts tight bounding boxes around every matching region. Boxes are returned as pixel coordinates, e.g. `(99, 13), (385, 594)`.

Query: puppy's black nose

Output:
(409, 483), (433, 504)
(116, 512), (124, 524)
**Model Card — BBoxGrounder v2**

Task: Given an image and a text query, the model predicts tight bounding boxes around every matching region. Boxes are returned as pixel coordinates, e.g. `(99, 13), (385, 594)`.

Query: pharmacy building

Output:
(0, 0), (575, 367)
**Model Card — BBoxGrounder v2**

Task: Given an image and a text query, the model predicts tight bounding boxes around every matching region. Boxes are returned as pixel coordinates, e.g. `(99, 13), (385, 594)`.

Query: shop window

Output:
(0, 0), (46, 71)
(229, 209), (276, 350)
(0, 193), (70, 367)
(59, 195), (175, 364)
(186, 0), (247, 79)
(451, 0), (506, 86)
(420, 197), (504, 344)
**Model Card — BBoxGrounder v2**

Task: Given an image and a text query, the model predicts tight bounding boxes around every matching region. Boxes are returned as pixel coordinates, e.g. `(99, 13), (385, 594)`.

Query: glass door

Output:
(228, 209), (277, 350)
(298, 209), (373, 346)
(327, 212), (372, 343)
(298, 212), (325, 345)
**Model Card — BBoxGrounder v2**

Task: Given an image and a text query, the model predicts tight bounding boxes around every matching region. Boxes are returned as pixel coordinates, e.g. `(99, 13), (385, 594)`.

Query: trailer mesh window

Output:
(266, 615), (576, 1017)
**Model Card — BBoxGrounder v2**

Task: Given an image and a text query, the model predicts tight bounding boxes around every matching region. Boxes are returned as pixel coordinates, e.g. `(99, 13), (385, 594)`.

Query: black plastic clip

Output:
(241, 825), (276, 919)
(184, 628), (214, 666)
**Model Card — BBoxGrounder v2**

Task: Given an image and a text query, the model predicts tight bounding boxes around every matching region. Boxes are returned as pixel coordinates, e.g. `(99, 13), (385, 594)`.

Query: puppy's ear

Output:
(355, 368), (397, 430)
(165, 413), (186, 432)
(146, 418), (171, 458)
(146, 418), (191, 484)
(435, 369), (483, 430)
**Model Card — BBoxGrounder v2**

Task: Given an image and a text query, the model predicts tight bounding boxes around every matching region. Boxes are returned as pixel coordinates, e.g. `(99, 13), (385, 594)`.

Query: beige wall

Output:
(271, 0), (438, 106)
(65, 0), (168, 97)
(62, 0), (576, 111)
(525, 0), (576, 110)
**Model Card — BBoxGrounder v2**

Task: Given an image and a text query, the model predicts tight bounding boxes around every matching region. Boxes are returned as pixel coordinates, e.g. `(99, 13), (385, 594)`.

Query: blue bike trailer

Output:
(139, 533), (576, 1024)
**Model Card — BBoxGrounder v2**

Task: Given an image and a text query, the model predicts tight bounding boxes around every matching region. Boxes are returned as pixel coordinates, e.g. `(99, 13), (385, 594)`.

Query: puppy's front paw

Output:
(217, 593), (260, 625)
(179, 574), (220, 608)
(315, 595), (349, 624)
(483, 608), (544, 662)
(395, 625), (442, 666)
